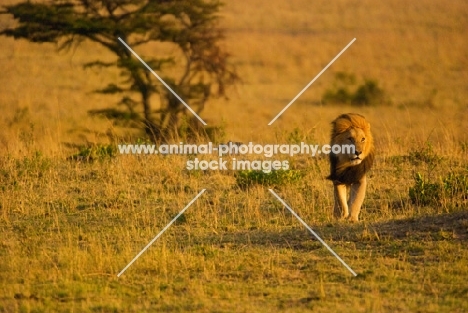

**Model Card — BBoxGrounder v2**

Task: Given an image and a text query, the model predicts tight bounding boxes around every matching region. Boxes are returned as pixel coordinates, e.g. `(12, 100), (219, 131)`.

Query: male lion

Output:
(327, 113), (374, 222)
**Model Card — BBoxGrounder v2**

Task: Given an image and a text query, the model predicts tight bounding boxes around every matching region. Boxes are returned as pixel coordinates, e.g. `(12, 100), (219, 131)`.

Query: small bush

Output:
(68, 144), (117, 161)
(286, 127), (315, 144)
(352, 79), (385, 106)
(408, 142), (442, 167)
(236, 169), (304, 188)
(409, 171), (468, 207)
(442, 172), (468, 200)
(409, 172), (441, 206)
(323, 72), (386, 106)
(12, 151), (51, 178)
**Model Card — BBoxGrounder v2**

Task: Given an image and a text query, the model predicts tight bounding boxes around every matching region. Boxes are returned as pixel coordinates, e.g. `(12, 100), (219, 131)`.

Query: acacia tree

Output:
(1, 0), (237, 141)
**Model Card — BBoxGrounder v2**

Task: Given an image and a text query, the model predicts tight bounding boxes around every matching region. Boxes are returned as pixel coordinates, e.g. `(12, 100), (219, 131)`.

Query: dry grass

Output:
(0, 0), (468, 312)
(0, 140), (467, 312)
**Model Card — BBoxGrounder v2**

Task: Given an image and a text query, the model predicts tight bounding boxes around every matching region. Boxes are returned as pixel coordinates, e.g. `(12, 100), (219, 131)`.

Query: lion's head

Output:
(327, 113), (374, 184)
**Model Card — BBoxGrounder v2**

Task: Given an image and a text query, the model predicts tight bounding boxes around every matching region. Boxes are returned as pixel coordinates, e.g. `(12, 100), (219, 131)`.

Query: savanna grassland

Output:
(1, 0), (468, 312)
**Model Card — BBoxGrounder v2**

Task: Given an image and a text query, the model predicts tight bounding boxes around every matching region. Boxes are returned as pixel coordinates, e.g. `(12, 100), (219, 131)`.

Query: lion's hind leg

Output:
(333, 184), (349, 219)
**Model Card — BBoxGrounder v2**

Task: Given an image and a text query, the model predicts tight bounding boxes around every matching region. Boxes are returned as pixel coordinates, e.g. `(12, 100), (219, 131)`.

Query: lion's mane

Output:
(327, 113), (374, 185)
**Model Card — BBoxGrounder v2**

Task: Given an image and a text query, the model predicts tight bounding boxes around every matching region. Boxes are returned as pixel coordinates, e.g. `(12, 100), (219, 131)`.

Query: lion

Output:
(327, 113), (374, 222)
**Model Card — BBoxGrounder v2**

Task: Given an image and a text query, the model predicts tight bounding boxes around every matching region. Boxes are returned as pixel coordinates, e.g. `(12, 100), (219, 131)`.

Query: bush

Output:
(409, 172), (441, 206)
(409, 171), (468, 207)
(408, 142), (442, 167)
(323, 72), (385, 106)
(68, 144), (117, 162)
(352, 79), (385, 106)
(442, 172), (468, 200)
(286, 127), (315, 145)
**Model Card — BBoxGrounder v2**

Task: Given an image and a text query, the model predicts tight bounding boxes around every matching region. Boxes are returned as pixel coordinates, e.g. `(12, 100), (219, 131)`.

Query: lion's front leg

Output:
(333, 184), (349, 219)
(348, 176), (367, 222)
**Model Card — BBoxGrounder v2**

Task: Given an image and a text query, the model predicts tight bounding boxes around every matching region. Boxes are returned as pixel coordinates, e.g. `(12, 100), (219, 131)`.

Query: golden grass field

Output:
(0, 0), (468, 312)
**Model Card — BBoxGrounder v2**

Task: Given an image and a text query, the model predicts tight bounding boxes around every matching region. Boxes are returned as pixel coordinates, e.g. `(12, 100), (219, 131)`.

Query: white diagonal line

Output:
(117, 37), (207, 126)
(268, 189), (357, 276)
(117, 189), (206, 277)
(268, 38), (356, 125)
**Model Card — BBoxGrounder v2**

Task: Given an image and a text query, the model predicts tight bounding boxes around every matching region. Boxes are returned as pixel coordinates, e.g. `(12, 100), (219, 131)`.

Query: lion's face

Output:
(333, 127), (369, 166)
(329, 113), (373, 172)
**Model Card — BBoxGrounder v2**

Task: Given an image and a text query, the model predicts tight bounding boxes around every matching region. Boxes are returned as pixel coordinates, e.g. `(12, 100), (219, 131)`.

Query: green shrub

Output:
(286, 127), (315, 144)
(14, 151), (51, 178)
(352, 79), (385, 106)
(442, 172), (468, 200)
(408, 142), (442, 167)
(409, 172), (441, 206)
(409, 171), (468, 206)
(68, 144), (117, 161)
(323, 72), (385, 106)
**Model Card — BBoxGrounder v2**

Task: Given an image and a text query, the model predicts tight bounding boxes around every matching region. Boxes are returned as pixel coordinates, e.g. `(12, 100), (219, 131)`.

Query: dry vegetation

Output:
(0, 0), (468, 312)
